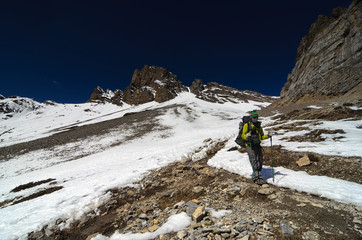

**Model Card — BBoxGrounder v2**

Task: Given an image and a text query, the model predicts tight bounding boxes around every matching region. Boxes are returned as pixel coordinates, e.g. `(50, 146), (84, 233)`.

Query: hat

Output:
(250, 110), (259, 119)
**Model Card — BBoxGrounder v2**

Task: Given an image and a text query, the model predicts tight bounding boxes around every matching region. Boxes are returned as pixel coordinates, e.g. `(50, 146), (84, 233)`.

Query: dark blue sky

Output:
(0, 0), (352, 103)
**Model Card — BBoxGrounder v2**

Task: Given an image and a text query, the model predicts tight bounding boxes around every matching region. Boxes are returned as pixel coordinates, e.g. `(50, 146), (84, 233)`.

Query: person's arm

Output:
(241, 123), (249, 140)
(260, 126), (270, 140)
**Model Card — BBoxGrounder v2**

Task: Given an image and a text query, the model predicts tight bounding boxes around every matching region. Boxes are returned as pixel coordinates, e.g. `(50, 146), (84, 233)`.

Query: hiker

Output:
(241, 110), (272, 185)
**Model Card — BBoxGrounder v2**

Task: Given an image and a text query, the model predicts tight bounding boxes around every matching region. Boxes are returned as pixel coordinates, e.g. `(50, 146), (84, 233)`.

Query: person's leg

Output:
(253, 145), (263, 172)
(246, 145), (258, 182)
(254, 145), (267, 185)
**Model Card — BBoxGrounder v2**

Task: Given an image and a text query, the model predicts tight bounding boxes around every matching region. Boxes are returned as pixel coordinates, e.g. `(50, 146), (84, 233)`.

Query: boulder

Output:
(296, 154), (312, 167)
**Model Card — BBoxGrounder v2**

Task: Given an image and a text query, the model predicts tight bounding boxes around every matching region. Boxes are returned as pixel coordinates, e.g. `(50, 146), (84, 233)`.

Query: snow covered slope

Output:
(0, 92), (361, 240)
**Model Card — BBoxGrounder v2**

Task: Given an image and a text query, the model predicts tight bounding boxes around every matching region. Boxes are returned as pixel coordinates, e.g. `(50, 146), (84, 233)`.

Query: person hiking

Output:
(241, 110), (272, 185)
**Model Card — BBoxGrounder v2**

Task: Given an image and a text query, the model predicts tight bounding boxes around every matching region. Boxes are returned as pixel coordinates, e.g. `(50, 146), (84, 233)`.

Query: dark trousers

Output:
(246, 144), (263, 173)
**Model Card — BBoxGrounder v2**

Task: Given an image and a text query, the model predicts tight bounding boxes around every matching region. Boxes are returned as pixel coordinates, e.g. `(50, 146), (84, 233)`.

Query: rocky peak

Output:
(190, 79), (275, 104)
(281, 0), (362, 104)
(87, 86), (123, 106)
(122, 65), (188, 105)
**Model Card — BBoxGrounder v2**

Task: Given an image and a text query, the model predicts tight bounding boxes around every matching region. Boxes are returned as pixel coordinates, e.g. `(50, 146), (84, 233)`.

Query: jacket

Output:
(241, 121), (269, 146)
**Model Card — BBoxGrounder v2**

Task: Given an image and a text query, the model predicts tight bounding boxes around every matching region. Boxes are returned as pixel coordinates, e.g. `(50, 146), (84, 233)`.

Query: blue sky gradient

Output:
(0, 0), (352, 103)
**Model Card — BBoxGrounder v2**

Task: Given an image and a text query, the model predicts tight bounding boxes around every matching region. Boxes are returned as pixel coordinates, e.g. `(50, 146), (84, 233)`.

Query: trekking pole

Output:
(270, 136), (274, 183)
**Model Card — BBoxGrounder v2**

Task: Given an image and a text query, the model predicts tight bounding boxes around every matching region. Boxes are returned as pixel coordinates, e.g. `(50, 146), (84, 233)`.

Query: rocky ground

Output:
(26, 138), (362, 240)
(3, 101), (362, 240)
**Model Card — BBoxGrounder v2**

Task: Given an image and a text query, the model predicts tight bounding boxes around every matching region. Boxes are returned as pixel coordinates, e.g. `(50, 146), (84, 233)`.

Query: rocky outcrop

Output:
(281, 0), (362, 103)
(87, 86), (123, 106)
(111, 90), (123, 106)
(191, 79), (275, 104)
(122, 65), (188, 105)
(190, 79), (204, 95)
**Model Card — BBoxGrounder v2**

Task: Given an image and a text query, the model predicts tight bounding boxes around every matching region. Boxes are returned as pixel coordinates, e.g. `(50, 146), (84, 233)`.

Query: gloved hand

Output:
(268, 132), (273, 138)
(246, 132), (251, 138)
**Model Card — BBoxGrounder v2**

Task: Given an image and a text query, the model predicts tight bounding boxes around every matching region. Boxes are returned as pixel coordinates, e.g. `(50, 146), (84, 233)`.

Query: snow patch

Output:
(92, 212), (191, 240)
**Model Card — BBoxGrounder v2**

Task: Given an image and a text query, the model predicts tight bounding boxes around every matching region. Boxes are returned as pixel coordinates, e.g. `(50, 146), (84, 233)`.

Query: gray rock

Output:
(228, 184), (242, 193)
(253, 216), (265, 224)
(280, 220), (294, 235)
(186, 201), (199, 216)
(234, 223), (247, 233)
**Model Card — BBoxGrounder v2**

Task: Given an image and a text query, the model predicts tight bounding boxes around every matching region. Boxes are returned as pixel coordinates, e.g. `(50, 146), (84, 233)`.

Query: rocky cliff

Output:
(122, 65), (188, 104)
(281, 0), (362, 103)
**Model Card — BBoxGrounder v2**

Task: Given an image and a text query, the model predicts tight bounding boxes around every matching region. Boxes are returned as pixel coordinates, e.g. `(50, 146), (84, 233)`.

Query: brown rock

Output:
(296, 154), (312, 167)
(148, 225), (160, 232)
(190, 79), (204, 95)
(192, 206), (206, 223)
(123, 65), (188, 105)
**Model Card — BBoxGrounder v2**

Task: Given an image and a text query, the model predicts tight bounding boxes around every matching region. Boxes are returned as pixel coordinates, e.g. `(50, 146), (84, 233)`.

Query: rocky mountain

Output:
(122, 65), (188, 104)
(0, 95), (43, 117)
(190, 79), (275, 104)
(280, 0), (362, 104)
(91, 66), (275, 106)
(87, 86), (123, 106)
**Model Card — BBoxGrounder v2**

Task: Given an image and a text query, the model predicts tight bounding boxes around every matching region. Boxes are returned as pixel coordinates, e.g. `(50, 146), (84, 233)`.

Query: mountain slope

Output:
(1, 91), (362, 240)
(0, 92), (271, 239)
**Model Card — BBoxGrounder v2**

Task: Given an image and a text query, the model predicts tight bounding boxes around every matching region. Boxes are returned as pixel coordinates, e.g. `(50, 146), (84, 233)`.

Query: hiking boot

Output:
(256, 178), (267, 185)
(252, 172), (258, 183)
(256, 171), (267, 185)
